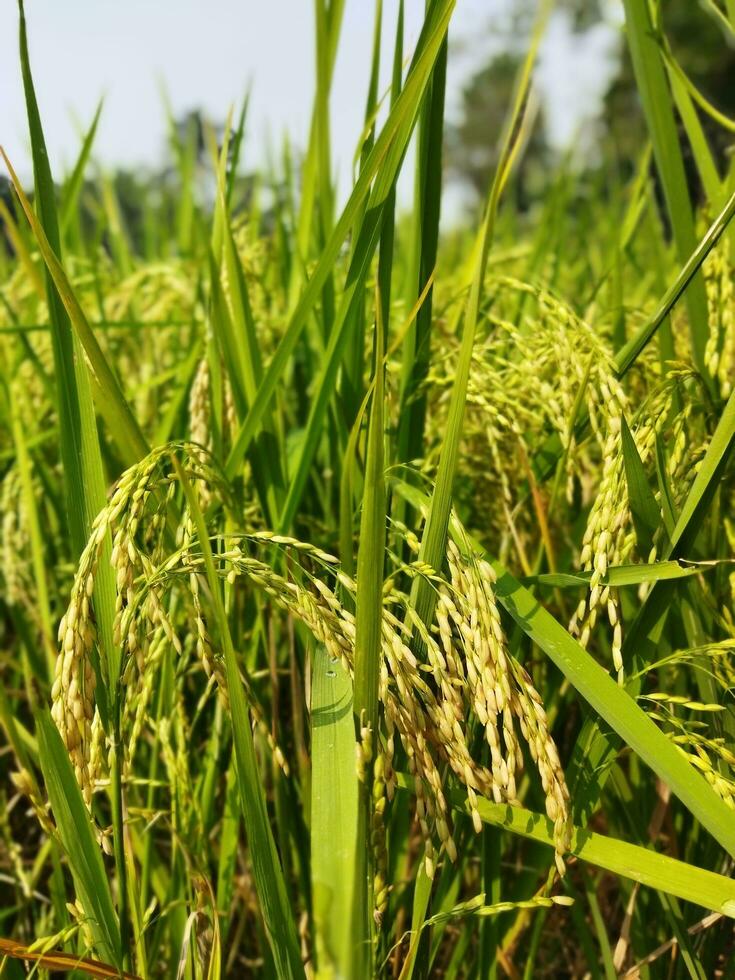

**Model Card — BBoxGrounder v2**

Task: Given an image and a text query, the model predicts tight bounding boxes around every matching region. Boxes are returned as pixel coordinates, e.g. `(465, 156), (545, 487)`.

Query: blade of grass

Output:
(99, 171), (133, 276)
(14, 2), (117, 556)
(339, 270), (435, 584)
(376, 0), (403, 338)
(339, 1), (405, 580)
(701, 0), (735, 37)
(310, 644), (358, 978)
(60, 99), (103, 244)
(581, 870), (617, 980)
(35, 711), (122, 967)
(349, 292), (387, 978)
(216, 755), (240, 949)
(2, 379), (54, 673)
(15, 8), (131, 959)
(275, 19), (455, 531)
(533, 188), (735, 486)
(657, 29), (735, 134)
(667, 69), (725, 209)
(226, 95), (249, 205)
(568, 388), (735, 829)
(668, 387), (735, 553)
(410, 3), (546, 632)
(621, 0), (710, 373)
(173, 458), (304, 979)
(400, 18), (546, 959)
(655, 432), (679, 535)
(394, 478), (735, 861)
(160, 93), (198, 256)
(224, 0), (456, 482)
(397, 6), (447, 467)
(615, 185), (735, 376)
(339, 0), (383, 426)
(212, 143), (285, 519)
(525, 560), (714, 589)
(2, 148), (149, 467)
(289, 0), (345, 305)
(398, 863), (433, 980)
(620, 414), (661, 557)
(393, 774), (735, 917)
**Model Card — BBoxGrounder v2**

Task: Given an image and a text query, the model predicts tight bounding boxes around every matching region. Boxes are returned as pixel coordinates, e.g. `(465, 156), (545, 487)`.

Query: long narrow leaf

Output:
(622, 0), (710, 370)
(350, 296), (387, 976)
(394, 478), (735, 861)
(311, 646), (358, 979)
(1, 149), (149, 467)
(173, 459), (304, 979)
(36, 712), (122, 967)
(225, 0), (456, 481)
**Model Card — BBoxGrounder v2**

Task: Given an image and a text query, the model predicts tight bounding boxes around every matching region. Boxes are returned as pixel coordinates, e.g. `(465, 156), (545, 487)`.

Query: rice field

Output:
(2, 0), (735, 976)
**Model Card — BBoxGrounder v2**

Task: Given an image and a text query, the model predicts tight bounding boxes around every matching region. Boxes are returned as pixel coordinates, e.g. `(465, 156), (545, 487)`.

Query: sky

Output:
(0, 1), (624, 215)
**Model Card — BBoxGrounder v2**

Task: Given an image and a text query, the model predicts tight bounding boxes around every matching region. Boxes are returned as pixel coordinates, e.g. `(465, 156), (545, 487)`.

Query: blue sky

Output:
(0, 2), (623, 213)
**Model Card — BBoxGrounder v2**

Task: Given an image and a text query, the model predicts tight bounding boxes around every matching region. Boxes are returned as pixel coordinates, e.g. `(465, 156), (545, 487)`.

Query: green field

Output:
(2, 0), (735, 976)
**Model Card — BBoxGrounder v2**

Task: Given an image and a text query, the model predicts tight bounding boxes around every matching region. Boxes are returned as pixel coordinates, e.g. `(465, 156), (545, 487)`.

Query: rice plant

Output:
(2, 0), (735, 976)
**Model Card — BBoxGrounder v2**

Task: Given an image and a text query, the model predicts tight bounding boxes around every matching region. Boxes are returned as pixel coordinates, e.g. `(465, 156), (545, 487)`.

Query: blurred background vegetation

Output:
(447, 0), (735, 207)
(3, 0), (733, 252)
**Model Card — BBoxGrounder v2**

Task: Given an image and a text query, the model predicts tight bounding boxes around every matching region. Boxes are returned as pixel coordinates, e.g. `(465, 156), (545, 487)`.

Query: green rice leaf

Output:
(396, 16), (447, 467)
(1, 148), (149, 469)
(398, 862), (434, 980)
(394, 478), (735, 862)
(568, 388), (735, 829)
(224, 0), (456, 483)
(668, 68), (725, 209)
(658, 30), (735, 134)
(622, 0), (710, 371)
(393, 772), (735, 917)
(60, 99), (103, 238)
(620, 414), (661, 555)
(526, 560), (711, 589)
(667, 387), (735, 554)
(700, 0), (735, 38)
(614, 186), (735, 377)
(654, 432), (678, 535)
(4, 380), (54, 671)
(350, 295), (387, 977)
(409, 4), (546, 632)
(35, 711), (122, 967)
(428, 778), (735, 918)
(173, 458), (304, 980)
(311, 646), (358, 979)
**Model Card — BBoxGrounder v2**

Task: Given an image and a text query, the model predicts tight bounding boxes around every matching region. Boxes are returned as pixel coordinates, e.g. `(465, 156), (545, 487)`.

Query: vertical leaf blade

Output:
(36, 711), (121, 967)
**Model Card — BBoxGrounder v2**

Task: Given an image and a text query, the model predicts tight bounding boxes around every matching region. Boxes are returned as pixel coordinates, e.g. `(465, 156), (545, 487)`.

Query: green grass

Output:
(2, 0), (735, 977)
